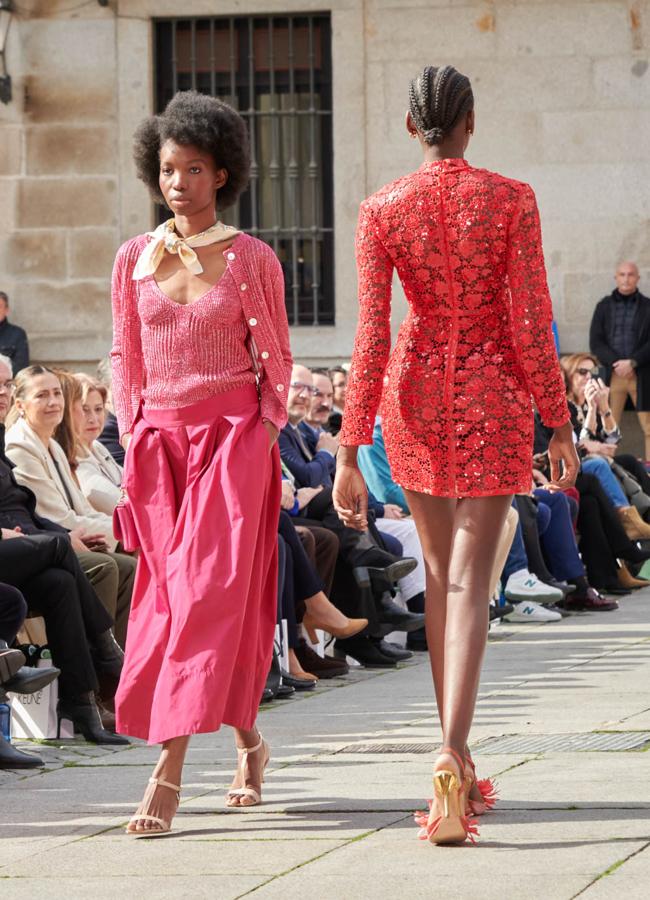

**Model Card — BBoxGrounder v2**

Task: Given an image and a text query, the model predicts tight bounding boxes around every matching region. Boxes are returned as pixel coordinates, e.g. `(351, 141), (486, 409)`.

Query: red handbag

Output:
(112, 490), (140, 553)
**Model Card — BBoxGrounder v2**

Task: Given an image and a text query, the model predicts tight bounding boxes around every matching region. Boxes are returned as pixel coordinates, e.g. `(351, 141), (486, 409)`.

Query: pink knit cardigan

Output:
(110, 232), (293, 436)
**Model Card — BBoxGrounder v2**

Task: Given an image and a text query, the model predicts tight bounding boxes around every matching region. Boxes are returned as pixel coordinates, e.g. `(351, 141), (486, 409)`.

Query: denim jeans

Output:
(581, 457), (628, 508)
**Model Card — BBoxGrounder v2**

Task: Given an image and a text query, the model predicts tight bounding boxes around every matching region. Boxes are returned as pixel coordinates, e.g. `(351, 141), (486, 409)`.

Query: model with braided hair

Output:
(333, 65), (579, 845)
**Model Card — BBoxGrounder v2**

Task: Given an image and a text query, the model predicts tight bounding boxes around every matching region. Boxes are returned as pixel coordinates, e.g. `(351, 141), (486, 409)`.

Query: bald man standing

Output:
(590, 261), (650, 459)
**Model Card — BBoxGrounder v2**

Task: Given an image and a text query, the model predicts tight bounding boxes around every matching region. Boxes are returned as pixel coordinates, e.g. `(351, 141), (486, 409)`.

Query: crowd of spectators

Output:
(2, 258), (650, 761)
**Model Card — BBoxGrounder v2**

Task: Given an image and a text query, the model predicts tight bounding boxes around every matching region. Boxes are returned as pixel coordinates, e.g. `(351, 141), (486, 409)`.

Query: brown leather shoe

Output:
(617, 561), (650, 591)
(294, 641), (349, 679)
(561, 587), (618, 612)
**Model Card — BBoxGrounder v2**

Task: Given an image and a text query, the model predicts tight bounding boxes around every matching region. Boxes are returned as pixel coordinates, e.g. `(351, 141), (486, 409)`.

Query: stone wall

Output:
(0, 0), (648, 370)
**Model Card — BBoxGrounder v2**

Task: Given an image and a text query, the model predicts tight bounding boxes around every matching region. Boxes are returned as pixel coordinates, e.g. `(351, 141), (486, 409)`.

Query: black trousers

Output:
(514, 495), (555, 584)
(615, 453), (650, 496)
(0, 583), (28, 645)
(0, 533), (113, 699)
(576, 472), (639, 588)
(278, 512), (323, 649)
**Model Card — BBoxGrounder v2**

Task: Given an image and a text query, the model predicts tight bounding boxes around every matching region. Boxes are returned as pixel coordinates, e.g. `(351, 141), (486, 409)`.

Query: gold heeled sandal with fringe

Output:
(414, 747), (479, 845)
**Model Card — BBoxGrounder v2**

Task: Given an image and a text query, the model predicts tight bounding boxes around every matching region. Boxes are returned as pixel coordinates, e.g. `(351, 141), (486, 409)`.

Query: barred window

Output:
(155, 14), (334, 326)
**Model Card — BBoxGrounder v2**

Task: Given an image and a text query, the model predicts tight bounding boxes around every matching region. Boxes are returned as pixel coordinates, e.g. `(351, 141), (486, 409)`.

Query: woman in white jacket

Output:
(5, 366), (135, 648)
(73, 375), (122, 516)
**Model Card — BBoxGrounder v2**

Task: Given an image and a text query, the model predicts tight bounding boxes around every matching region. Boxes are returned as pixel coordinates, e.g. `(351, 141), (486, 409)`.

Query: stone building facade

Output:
(0, 0), (648, 370)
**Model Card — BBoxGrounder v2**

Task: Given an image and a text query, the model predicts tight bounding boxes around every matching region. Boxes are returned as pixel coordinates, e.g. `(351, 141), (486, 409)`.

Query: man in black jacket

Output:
(0, 292), (29, 375)
(589, 261), (650, 459)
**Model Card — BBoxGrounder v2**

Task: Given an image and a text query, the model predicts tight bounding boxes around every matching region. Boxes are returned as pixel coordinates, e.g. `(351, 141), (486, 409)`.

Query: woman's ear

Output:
(215, 167), (228, 189)
(405, 110), (418, 138)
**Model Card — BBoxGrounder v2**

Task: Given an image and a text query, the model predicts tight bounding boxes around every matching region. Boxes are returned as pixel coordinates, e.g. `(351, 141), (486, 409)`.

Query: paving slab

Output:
(2, 591), (650, 898)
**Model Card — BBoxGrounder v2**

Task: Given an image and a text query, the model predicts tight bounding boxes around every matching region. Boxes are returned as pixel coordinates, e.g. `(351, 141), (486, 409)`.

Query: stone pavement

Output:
(2, 595), (650, 900)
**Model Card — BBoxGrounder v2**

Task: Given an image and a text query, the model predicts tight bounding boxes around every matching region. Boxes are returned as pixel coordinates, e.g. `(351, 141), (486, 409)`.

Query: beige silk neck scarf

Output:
(132, 218), (241, 281)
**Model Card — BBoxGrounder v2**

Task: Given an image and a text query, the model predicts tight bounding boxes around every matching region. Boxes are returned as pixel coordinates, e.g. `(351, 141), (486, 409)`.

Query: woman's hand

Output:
(547, 421), (580, 491)
(120, 433), (132, 451)
(382, 503), (404, 520)
(263, 420), (279, 450)
(333, 464), (368, 531)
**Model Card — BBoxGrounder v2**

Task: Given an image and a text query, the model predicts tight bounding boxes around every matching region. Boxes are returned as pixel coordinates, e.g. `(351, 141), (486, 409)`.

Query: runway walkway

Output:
(2, 594), (650, 899)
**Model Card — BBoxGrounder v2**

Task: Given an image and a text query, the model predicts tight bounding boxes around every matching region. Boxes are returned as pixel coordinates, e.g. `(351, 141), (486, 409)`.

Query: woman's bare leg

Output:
(227, 724), (269, 807)
(403, 492), (456, 721)
(128, 734), (190, 833)
(440, 495), (512, 762)
(404, 491), (512, 773)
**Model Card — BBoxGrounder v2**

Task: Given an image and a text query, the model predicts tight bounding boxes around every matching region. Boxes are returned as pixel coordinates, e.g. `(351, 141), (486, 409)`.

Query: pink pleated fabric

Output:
(114, 385), (280, 744)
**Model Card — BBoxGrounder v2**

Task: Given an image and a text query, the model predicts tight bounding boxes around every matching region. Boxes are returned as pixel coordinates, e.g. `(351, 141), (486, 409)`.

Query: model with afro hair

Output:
(110, 90), (292, 838)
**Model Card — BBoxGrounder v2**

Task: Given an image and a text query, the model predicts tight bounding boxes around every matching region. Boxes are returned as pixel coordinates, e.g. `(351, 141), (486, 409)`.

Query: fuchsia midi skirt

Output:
(114, 385), (281, 744)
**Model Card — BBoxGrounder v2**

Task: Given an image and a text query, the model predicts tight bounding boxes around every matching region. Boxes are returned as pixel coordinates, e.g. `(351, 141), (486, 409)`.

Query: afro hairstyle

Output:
(133, 91), (250, 211)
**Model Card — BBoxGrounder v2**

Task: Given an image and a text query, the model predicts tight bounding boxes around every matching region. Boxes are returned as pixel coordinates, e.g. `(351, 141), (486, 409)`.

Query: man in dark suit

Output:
(279, 365), (424, 666)
(590, 261), (650, 459)
(0, 292), (29, 375)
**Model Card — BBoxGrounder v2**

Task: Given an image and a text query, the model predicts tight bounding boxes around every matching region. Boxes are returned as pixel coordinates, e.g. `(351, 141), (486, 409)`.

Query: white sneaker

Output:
(505, 601), (562, 623)
(504, 570), (564, 603)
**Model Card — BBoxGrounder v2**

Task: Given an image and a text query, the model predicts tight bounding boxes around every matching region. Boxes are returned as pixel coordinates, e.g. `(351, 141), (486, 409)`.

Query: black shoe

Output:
(294, 641), (349, 679)
(376, 593), (426, 634)
(406, 629), (428, 651)
(265, 649), (282, 698)
(57, 693), (129, 745)
(489, 602), (515, 622)
(333, 635), (397, 668)
(260, 688), (274, 704)
(546, 579), (576, 596)
(90, 630), (124, 679)
(546, 603), (571, 618)
(0, 733), (44, 769)
(275, 681), (296, 698)
(280, 669), (316, 691)
(0, 646), (26, 685)
(353, 553), (419, 592)
(3, 665), (61, 695)
(594, 582), (631, 596)
(371, 638), (413, 661)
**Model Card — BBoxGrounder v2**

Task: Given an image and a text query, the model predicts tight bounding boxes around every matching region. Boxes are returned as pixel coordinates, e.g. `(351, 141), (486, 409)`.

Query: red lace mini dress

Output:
(339, 158), (570, 498)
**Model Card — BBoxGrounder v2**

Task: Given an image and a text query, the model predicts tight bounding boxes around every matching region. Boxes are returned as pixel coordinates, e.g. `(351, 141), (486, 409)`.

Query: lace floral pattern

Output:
(339, 159), (570, 498)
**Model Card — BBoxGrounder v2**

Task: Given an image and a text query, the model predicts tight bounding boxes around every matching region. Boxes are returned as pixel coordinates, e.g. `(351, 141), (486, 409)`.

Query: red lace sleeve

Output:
(110, 238), (145, 438)
(507, 186), (570, 428)
(339, 201), (395, 446)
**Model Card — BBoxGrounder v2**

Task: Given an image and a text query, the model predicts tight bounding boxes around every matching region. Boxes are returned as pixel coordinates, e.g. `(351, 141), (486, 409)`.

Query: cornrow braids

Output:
(408, 65), (474, 146)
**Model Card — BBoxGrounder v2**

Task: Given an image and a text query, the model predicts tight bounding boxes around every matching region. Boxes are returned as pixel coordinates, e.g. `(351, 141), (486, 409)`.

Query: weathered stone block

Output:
(68, 229), (121, 280)
(13, 281), (112, 335)
(497, 2), (631, 57)
(0, 231), (67, 280)
(0, 127), (22, 177)
(593, 57), (650, 108)
(0, 180), (17, 230)
(563, 271), (615, 325)
(542, 110), (650, 164)
(26, 126), (116, 176)
(17, 178), (117, 229)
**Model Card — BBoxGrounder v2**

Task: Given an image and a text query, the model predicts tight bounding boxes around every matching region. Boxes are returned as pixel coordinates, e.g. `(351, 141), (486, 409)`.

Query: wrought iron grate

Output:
(155, 14), (334, 326)
(336, 732), (650, 754)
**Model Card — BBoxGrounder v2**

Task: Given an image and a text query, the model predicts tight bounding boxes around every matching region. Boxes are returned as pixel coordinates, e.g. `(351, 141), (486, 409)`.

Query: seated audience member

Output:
(95, 355), (124, 467)
(277, 509), (367, 682)
(73, 373), (123, 515)
(0, 535), (127, 745)
(357, 416), (409, 514)
(516, 492), (618, 611)
(564, 352), (650, 506)
(329, 365), (347, 414)
(1, 584), (60, 768)
(3, 365), (135, 647)
(0, 291), (29, 374)
(280, 366), (424, 666)
(501, 517), (564, 623)
(534, 412), (650, 592)
(558, 355), (650, 541)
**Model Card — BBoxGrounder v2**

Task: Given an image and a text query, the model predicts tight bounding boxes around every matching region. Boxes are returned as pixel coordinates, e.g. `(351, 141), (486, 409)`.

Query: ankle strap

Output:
(149, 776), (181, 794)
(439, 746), (465, 775)
(236, 733), (264, 756)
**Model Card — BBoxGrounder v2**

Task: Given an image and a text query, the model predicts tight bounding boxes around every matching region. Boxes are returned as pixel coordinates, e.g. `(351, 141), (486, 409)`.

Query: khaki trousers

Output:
(608, 371), (650, 460)
(76, 550), (136, 649)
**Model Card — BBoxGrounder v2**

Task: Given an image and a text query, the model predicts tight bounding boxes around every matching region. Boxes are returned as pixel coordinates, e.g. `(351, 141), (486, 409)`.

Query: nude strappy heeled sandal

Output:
(414, 747), (479, 845)
(226, 733), (270, 807)
(126, 776), (181, 838)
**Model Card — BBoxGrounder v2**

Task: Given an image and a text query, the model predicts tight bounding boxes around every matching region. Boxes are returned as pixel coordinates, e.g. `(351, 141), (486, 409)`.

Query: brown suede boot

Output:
(617, 506), (650, 540)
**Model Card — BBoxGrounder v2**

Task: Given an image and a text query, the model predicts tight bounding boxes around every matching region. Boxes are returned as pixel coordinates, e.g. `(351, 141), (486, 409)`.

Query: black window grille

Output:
(154, 14), (334, 326)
